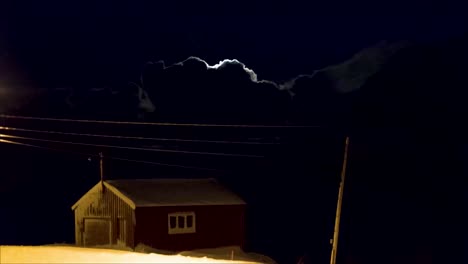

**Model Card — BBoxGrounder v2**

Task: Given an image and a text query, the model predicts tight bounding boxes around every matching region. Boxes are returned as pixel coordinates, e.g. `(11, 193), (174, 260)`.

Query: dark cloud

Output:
(136, 42), (407, 124)
(8, 41), (414, 126)
(140, 56), (290, 124)
(279, 41), (409, 92)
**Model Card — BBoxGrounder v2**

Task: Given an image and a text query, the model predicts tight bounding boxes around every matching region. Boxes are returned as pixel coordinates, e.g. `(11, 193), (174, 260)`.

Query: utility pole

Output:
(330, 136), (350, 264)
(99, 152), (104, 191)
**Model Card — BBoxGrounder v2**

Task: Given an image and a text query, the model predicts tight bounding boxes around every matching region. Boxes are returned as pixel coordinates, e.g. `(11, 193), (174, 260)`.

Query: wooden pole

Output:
(330, 136), (350, 264)
(99, 152), (104, 191)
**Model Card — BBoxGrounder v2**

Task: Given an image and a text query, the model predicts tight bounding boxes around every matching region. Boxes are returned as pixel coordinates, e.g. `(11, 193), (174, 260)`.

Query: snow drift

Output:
(0, 245), (262, 264)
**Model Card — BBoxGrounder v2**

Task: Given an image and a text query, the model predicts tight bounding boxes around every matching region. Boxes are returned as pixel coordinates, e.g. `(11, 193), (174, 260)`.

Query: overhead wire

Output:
(0, 138), (224, 172)
(0, 113), (297, 171)
(0, 126), (281, 145)
(0, 114), (318, 128)
(107, 156), (223, 172)
(0, 114), (294, 173)
(0, 133), (264, 158)
(0, 138), (92, 156)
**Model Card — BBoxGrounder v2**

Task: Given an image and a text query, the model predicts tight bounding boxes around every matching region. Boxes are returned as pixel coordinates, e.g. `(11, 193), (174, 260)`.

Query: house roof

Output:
(72, 178), (245, 210)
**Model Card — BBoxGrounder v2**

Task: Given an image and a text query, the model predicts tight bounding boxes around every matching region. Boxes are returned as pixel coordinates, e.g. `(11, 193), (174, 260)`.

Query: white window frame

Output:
(168, 212), (196, 234)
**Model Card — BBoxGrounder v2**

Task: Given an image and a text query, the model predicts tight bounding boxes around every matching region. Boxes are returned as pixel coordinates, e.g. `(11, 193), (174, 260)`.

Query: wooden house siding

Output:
(73, 179), (246, 252)
(134, 204), (246, 252)
(74, 184), (135, 248)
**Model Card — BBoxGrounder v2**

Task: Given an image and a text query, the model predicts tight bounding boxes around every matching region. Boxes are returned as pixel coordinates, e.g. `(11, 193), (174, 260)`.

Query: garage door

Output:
(83, 218), (111, 246)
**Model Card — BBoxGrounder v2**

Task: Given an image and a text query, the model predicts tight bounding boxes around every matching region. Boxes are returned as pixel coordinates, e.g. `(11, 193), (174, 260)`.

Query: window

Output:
(169, 216), (177, 229)
(186, 215), (193, 228)
(168, 212), (196, 234)
(178, 216), (185, 228)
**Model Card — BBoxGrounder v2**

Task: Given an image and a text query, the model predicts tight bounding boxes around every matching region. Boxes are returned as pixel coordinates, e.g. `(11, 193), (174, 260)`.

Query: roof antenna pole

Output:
(330, 136), (350, 264)
(99, 152), (104, 192)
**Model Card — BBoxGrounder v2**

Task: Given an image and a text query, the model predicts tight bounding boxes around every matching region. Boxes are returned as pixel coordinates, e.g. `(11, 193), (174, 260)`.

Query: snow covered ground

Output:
(177, 246), (277, 264)
(0, 245), (262, 263)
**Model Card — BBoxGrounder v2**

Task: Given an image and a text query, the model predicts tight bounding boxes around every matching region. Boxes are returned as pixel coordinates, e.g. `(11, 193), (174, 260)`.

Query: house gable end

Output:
(71, 182), (103, 210)
(71, 182), (136, 210)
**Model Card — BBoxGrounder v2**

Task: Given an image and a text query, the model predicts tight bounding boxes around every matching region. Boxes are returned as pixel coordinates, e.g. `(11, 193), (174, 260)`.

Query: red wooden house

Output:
(71, 178), (246, 251)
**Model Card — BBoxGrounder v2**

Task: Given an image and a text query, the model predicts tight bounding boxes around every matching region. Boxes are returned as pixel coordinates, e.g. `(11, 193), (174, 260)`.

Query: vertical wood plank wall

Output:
(74, 185), (135, 248)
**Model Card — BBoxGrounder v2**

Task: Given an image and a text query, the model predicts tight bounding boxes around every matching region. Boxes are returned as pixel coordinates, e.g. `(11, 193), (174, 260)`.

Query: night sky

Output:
(1, 1), (468, 263)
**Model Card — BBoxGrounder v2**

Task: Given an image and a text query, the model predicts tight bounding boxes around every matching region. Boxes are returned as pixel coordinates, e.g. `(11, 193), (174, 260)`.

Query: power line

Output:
(108, 156), (223, 172)
(0, 126), (281, 145)
(1, 114), (319, 128)
(0, 133), (264, 158)
(0, 138), (225, 172)
(0, 138), (92, 156)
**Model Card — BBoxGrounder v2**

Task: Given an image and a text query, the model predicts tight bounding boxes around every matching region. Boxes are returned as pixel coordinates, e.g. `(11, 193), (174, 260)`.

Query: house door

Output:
(83, 218), (111, 246)
(116, 218), (126, 246)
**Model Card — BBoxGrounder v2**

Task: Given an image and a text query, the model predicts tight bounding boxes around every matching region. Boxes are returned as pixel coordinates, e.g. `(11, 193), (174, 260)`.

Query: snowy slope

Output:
(0, 245), (261, 264)
(133, 244), (277, 264)
(178, 246), (278, 264)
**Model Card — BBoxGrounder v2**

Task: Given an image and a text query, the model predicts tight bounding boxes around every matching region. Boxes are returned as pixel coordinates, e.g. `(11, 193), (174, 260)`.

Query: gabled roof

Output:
(72, 178), (245, 210)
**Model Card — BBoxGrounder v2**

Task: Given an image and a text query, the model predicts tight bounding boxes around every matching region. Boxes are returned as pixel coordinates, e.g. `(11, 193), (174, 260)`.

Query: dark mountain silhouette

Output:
(350, 36), (468, 129)
(340, 34), (468, 263)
